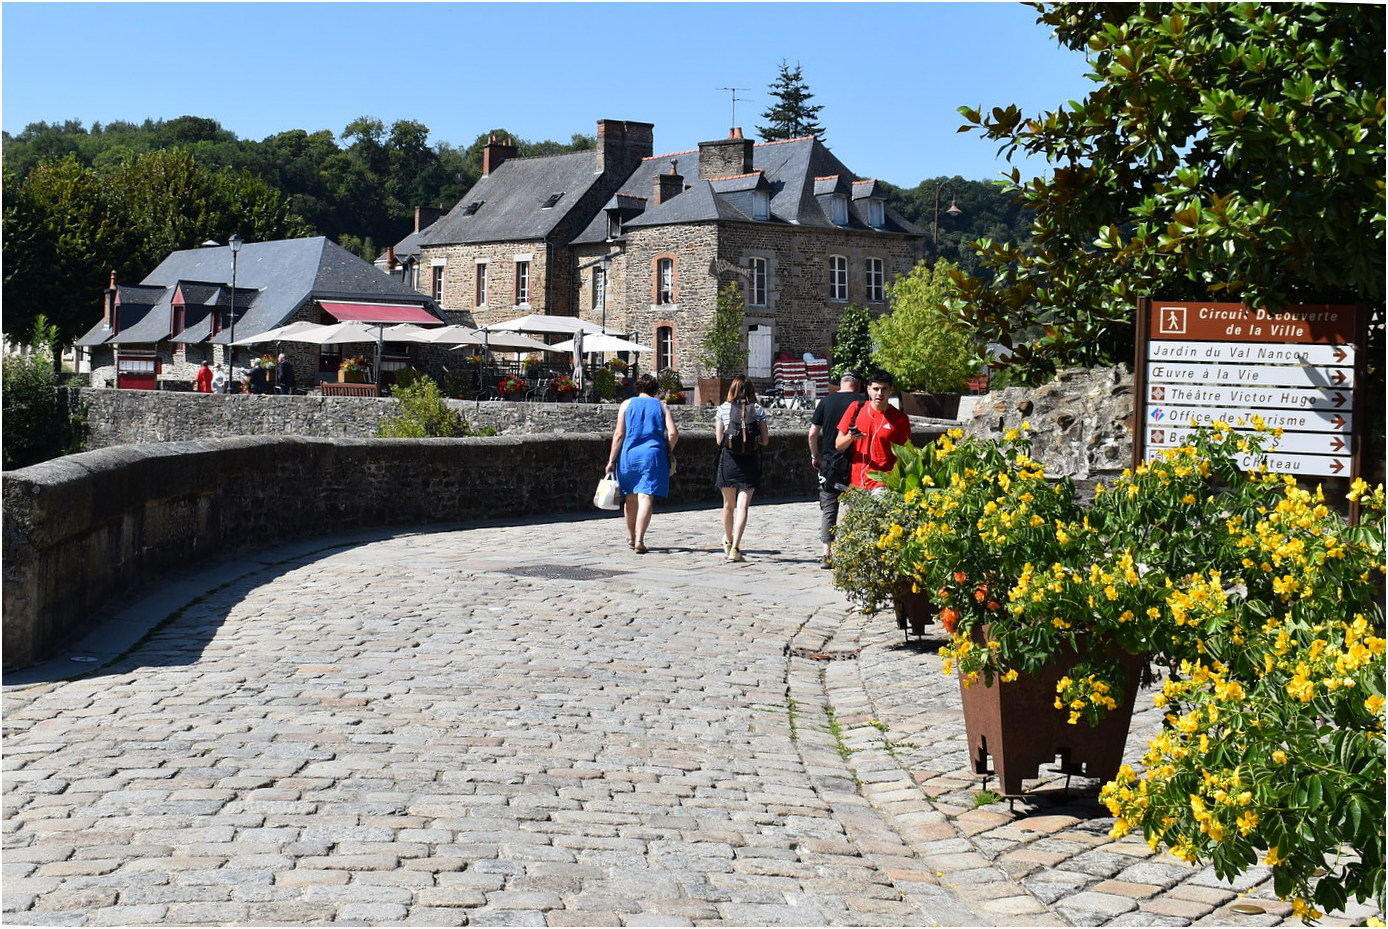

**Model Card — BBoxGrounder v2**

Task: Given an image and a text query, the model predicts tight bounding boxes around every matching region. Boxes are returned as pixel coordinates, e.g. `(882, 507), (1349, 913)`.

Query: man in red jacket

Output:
(834, 369), (911, 490)
(193, 361), (213, 393)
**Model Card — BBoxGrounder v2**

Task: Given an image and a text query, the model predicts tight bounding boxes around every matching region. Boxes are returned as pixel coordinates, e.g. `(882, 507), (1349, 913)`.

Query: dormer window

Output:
(867, 199), (885, 227)
(607, 212), (622, 239)
(541, 192), (564, 209)
(753, 190), (770, 221)
(831, 195), (849, 225)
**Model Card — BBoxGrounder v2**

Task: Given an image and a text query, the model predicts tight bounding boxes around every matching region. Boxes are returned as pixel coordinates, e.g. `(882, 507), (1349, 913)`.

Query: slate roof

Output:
(572, 136), (923, 242)
(77, 237), (441, 347)
(421, 151), (606, 246)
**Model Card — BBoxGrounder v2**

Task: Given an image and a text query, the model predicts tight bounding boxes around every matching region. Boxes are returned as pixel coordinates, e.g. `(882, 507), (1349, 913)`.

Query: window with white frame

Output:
(831, 195), (849, 225)
(515, 260), (530, 305)
(867, 199), (885, 227)
(656, 325), (675, 372)
(829, 255), (849, 302)
(593, 266), (607, 314)
(753, 190), (770, 220)
(475, 261), (488, 307)
(431, 265), (445, 302)
(656, 258), (675, 305)
(747, 257), (768, 307)
(865, 257), (885, 303)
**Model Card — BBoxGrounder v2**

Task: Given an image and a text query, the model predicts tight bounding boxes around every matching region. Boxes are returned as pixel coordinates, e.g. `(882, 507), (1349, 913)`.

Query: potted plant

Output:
(656, 367), (685, 404)
(870, 260), (976, 418)
(899, 424), (1149, 795)
(1092, 428), (1385, 920)
(498, 373), (525, 399)
(552, 375), (579, 401)
(339, 355), (369, 384)
(695, 281), (749, 405)
(592, 367), (618, 402)
(831, 441), (951, 636)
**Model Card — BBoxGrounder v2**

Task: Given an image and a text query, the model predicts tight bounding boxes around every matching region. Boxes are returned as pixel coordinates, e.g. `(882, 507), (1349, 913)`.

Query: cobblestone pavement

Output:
(4, 501), (1383, 928)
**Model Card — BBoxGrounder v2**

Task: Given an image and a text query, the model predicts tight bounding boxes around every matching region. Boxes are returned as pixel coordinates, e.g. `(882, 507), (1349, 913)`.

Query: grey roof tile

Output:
(98, 237), (438, 346)
(422, 151), (605, 245)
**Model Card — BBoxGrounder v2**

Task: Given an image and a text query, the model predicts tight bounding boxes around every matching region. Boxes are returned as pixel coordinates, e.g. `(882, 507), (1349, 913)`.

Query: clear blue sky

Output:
(2, 2), (1094, 187)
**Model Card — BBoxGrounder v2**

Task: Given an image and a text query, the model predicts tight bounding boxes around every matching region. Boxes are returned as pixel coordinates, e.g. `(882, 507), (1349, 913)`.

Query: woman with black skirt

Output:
(714, 375), (769, 562)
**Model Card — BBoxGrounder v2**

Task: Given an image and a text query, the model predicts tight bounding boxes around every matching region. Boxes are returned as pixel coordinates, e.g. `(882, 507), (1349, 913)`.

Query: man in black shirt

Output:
(807, 370), (865, 567)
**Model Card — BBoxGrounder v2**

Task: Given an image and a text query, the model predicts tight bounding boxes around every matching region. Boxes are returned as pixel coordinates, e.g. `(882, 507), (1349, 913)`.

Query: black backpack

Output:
(725, 401), (760, 455)
(818, 399), (866, 493)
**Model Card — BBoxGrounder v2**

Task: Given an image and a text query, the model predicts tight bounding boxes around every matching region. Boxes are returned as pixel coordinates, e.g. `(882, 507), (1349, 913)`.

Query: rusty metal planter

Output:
(958, 635), (1144, 797)
(892, 580), (938, 637)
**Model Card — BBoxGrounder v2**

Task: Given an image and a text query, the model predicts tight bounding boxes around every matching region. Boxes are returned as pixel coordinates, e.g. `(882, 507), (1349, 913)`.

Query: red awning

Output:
(320, 301), (439, 324)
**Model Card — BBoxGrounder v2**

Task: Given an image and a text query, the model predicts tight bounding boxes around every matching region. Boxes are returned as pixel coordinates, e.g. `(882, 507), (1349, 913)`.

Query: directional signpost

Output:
(1133, 300), (1365, 480)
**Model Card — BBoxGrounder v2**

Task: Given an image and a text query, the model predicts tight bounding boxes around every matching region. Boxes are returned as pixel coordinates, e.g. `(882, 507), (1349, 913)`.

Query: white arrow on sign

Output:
(1147, 426), (1353, 456)
(1148, 362), (1356, 389)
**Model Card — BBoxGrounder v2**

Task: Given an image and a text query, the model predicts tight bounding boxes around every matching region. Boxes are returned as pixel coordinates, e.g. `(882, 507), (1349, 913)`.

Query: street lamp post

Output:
(228, 234), (242, 382)
(932, 183), (962, 252)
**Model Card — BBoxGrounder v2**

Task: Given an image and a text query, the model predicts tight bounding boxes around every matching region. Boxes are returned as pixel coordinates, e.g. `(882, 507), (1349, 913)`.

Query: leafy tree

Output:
(2, 151), (309, 346)
(697, 282), (749, 377)
(757, 60), (825, 141)
(2, 316), (63, 469)
(870, 260), (976, 392)
(951, 2), (1385, 385)
(829, 305), (874, 380)
(882, 177), (1032, 279)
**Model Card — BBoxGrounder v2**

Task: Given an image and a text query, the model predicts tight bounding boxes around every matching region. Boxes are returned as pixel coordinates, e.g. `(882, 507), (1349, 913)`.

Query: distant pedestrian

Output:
(275, 353), (296, 394)
(606, 372), (679, 554)
(193, 361), (213, 393)
(835, 369), (911, 491)
(211, 364), (228, 394)
(714, 375), (769, 563)
(808, 370), (866, 566)
(248, 363), (267, 395)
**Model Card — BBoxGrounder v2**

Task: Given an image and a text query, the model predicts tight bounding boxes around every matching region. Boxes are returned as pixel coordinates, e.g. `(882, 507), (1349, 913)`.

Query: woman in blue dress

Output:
(605, 372), (680, 554)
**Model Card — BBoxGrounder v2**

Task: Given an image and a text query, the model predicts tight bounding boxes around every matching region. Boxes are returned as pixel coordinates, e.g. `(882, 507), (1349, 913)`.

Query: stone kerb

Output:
(2, 430), (823, 670)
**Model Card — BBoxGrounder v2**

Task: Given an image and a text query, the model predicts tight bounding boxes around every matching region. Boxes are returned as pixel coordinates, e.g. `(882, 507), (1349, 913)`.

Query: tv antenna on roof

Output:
(718, 87), (751, 128)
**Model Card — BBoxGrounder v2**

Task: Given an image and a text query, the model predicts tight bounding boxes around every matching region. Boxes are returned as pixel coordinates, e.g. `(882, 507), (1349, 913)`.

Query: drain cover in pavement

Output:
(499, 565), (627, 581)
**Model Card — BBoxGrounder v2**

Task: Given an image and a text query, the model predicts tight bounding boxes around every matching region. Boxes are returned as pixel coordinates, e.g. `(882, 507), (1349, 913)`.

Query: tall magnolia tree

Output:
(950, 2), (1385, 384)
(757, 60), (825, 141)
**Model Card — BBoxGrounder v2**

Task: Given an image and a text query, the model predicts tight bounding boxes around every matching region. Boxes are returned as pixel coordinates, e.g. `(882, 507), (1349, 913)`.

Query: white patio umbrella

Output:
(548, 334), (653, 354)
(275, 320), (381, 344)
(481, 314), (623, 337)
(231, 320), (326, 345)
(445, 331), (561, 354)
(379, 324), (440, 343)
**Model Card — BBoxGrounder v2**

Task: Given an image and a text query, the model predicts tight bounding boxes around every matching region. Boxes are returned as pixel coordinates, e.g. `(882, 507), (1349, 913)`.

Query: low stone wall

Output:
(70, 387), (817, 449)
(2, 430), (840, 670)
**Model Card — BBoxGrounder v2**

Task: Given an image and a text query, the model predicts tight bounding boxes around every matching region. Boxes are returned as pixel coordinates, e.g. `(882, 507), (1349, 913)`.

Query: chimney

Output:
(482, 135), (517, 176)
(653, 160), (683, 206)
(103, 270), (117, 329)
(386, 246), (397, 271)
(595, 119), (655, 176)
(414, 206), (447, 232)
(698, 127), (754, 180)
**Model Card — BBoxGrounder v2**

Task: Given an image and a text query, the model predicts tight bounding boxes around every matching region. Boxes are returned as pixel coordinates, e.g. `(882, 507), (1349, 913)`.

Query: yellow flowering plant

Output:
(900, 419), (1384, 918)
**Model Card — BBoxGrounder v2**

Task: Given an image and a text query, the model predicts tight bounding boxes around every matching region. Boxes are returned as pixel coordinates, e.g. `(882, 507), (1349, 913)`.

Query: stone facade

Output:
(413, 122), (925, 380)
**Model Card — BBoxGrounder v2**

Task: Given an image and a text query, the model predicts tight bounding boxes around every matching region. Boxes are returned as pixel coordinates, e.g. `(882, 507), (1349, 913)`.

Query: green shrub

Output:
(377, 378), (469, 437)
(2, 316), (62, 469)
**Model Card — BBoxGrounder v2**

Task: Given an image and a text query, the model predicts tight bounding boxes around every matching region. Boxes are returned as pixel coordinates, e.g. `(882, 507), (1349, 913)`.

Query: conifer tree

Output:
(757, 60), (825, 141)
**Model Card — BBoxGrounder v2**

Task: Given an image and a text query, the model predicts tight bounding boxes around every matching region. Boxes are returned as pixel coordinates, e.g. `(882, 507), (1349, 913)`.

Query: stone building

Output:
(411, 119), (925, 379)
(75, 237), (443, 389)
